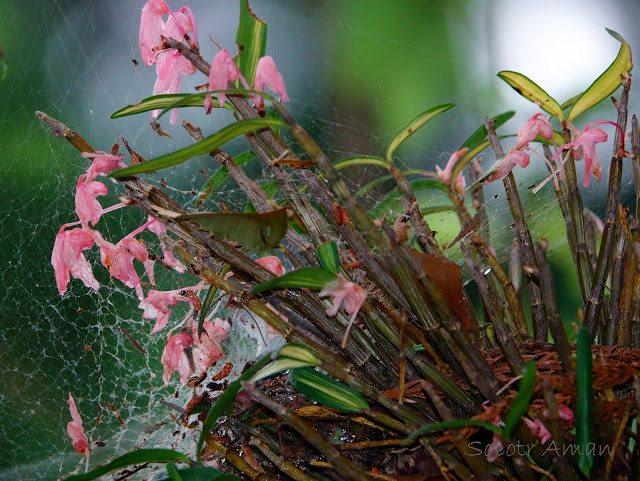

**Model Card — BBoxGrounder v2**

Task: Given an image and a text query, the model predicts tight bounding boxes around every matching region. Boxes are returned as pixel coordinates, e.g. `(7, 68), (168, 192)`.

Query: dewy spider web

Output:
(1, 0), (639, 479)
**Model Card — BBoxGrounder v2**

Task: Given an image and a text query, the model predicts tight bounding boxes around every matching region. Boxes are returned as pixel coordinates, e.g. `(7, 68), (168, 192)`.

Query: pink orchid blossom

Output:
(81, 152), (125, 181)
(67, 393), (89, 454)
(433, 148), (468, 193)
(52, 228), (99, 295)
(514, 113), (553, 151)
(192, 318), (229, 377)
(92, 232), (153, 299)
(484, 150), (530, 184)
(144, 216), (186, 273)
(139, 0), (171, 66)
(256, 256), (286, 277)
(161, 332), (193, 385)
(204, 49), (249, 113)
(481, 402), (506, 462)
(139, 289), (197, 333)
(251, 56), (289, 110)
(75, 175), (108, 227)
(523, 417), (552, 444)
(554, 128), (608, 187)
(543, 404), (573, 421)
(319, 276), (367, 323)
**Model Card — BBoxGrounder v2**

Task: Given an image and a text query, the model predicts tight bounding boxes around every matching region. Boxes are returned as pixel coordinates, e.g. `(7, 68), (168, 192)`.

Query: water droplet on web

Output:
(482, 267), (492, 275)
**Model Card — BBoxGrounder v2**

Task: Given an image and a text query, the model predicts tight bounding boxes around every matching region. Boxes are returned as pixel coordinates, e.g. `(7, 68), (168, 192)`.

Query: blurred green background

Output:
(1, 0), (639, 478)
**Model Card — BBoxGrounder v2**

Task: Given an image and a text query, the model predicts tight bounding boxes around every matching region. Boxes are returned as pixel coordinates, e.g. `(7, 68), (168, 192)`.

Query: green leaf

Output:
(368, 179), (449, 218)
(167, 462), (185, 481)
(111, 93), (217, 119)
(235, 0), (267, 85)
(386, 103), (455, 161)
(354, 169), (427, 199)
(576, 327), (595, 475)
(156, 466), (238, 481)
(502, 360), (537, 439)
(497, 71), (563, 120)
(278, 343), (321, 365)
(63, 449), (191, 481)
(250, 358), (319, 383)
(567, 29), (633, 122)
(177, 208), (288, 251)
(196, 354), (271, 463)
(560, 93), (582, 111)
(251, 267), (337, 294)
(333, 155), (390, 171)
(110, 117), (286, 178)
(404, 419), (503, 444)
(316, 241), (340, 273)
(289, 368), (369, 413)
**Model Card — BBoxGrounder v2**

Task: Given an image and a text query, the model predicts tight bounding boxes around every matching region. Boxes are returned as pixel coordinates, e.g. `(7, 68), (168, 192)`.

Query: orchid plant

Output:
(44, 2), (640, 480)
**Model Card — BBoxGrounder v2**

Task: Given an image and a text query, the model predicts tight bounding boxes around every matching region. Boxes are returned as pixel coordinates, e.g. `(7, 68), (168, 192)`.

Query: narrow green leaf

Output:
(404, 419), (503, 444)
(290, 368), (369, 414)
(568, 29), (633, 121)
(278, 343), (321, 365)
(177, 209), (288, 251)
(235, 0), (267, 85)
(354, 170), (428, 199)
(251, 267), (337, 294)
(196, 354), (271, 463)
(250, 358), (319, 383)
(64, 449), (191, 481)
(502, 360), (537, 439)
(560, 93), (582, 111)
(155, 467), (238, 481)
(110, 118), (286, 178)
(111, 93), (215, 119)
(386, 103), (455, 161)
(497, 71), (563, 120)
(368, 179), (449, 218)
(460, 111), (515, 150)
(333, 156), (390, 171)
(316, 241), (340, 273)
(576, 327), (595, 475)
(167, 462), (185, 481)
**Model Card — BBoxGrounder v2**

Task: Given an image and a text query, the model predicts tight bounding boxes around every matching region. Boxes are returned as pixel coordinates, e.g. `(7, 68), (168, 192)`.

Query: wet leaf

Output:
(110, 118), (285, 178)
(316, 241), (340, 273)
(290, 368), (369, 413)
(386, 103), (455, 161)
(502, 360), (537, 439)
(177, 208), (288, 250)
(497, 71), (563, 120)
(567, 29), (633, 121)
(251, 267), (337, 294)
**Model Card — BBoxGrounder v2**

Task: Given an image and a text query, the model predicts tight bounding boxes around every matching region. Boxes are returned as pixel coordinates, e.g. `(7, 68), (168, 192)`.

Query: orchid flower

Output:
(139, 288), (198, 333)
(81, 152), (125, 181)
(553, 127), (608, 187)
(251, 56), (289, 110)
(139, 0), (171, 66)
(204, 49), (249, 113)
(52, 227), (99, 295)
(514, 113), (553, 150)
(144, 216), (186, 273)
(484, 150), (530, 183)
(256, 256), (286, 276)
(543, 404), (573, 421)
(480, 401), (506, 462)
(160, 332), (193, 385)
(523, 417), (552, 444)
(320, 276), (367, 348)
(67, 393), (89, 455)
(191, 318), (229, 377)
(75, 175), (108, 226)
(431, 148), (467, 193)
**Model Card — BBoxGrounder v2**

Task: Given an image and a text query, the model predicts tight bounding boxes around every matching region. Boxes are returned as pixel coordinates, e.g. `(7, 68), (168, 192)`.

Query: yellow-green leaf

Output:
(111, 93), (218, 119)
(252, 267), (337, 294)
(567, 29), (633, 122)
(316, 241), (339, 273)
(498, 71), (563, 120)
(109, 117), (285, 178)
(235, 0), (267, 85)
(278, 344), (321, 365)
(290, 368), (369, 413)
(386, 103), (455, 161)
(177, 208), (288, 251)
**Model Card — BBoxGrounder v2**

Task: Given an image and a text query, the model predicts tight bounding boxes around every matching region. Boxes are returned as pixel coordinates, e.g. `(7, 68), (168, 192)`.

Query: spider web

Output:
(1, 0), (639, 479)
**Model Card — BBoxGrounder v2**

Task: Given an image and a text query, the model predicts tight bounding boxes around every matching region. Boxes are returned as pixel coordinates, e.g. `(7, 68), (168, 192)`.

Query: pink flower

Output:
(554, 128), (608, 187)
(204, 49), (248, 113)
(523, 417), (552, 444)
(75, 175), (108, 226)
(514, 113), (553, 151)
(161, 332), (193, 385)
(484, 150), (530, 183)
(52, 228), (99, 295)
(67, 393), (89, 454)
(139, 289), (196, 333)
(93, 233), (153, 298)
(434, 148), (468, 193)
(145, 216), (186, 274)
(81, 152), (125, 181)
(256, 256), (286, 276)
(192, 318), (229, 377)
(543, 405), (573, 421)
(139, 0), (171, 66)
(251, 56), (289, 109)
(319, 276), (366, 324)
